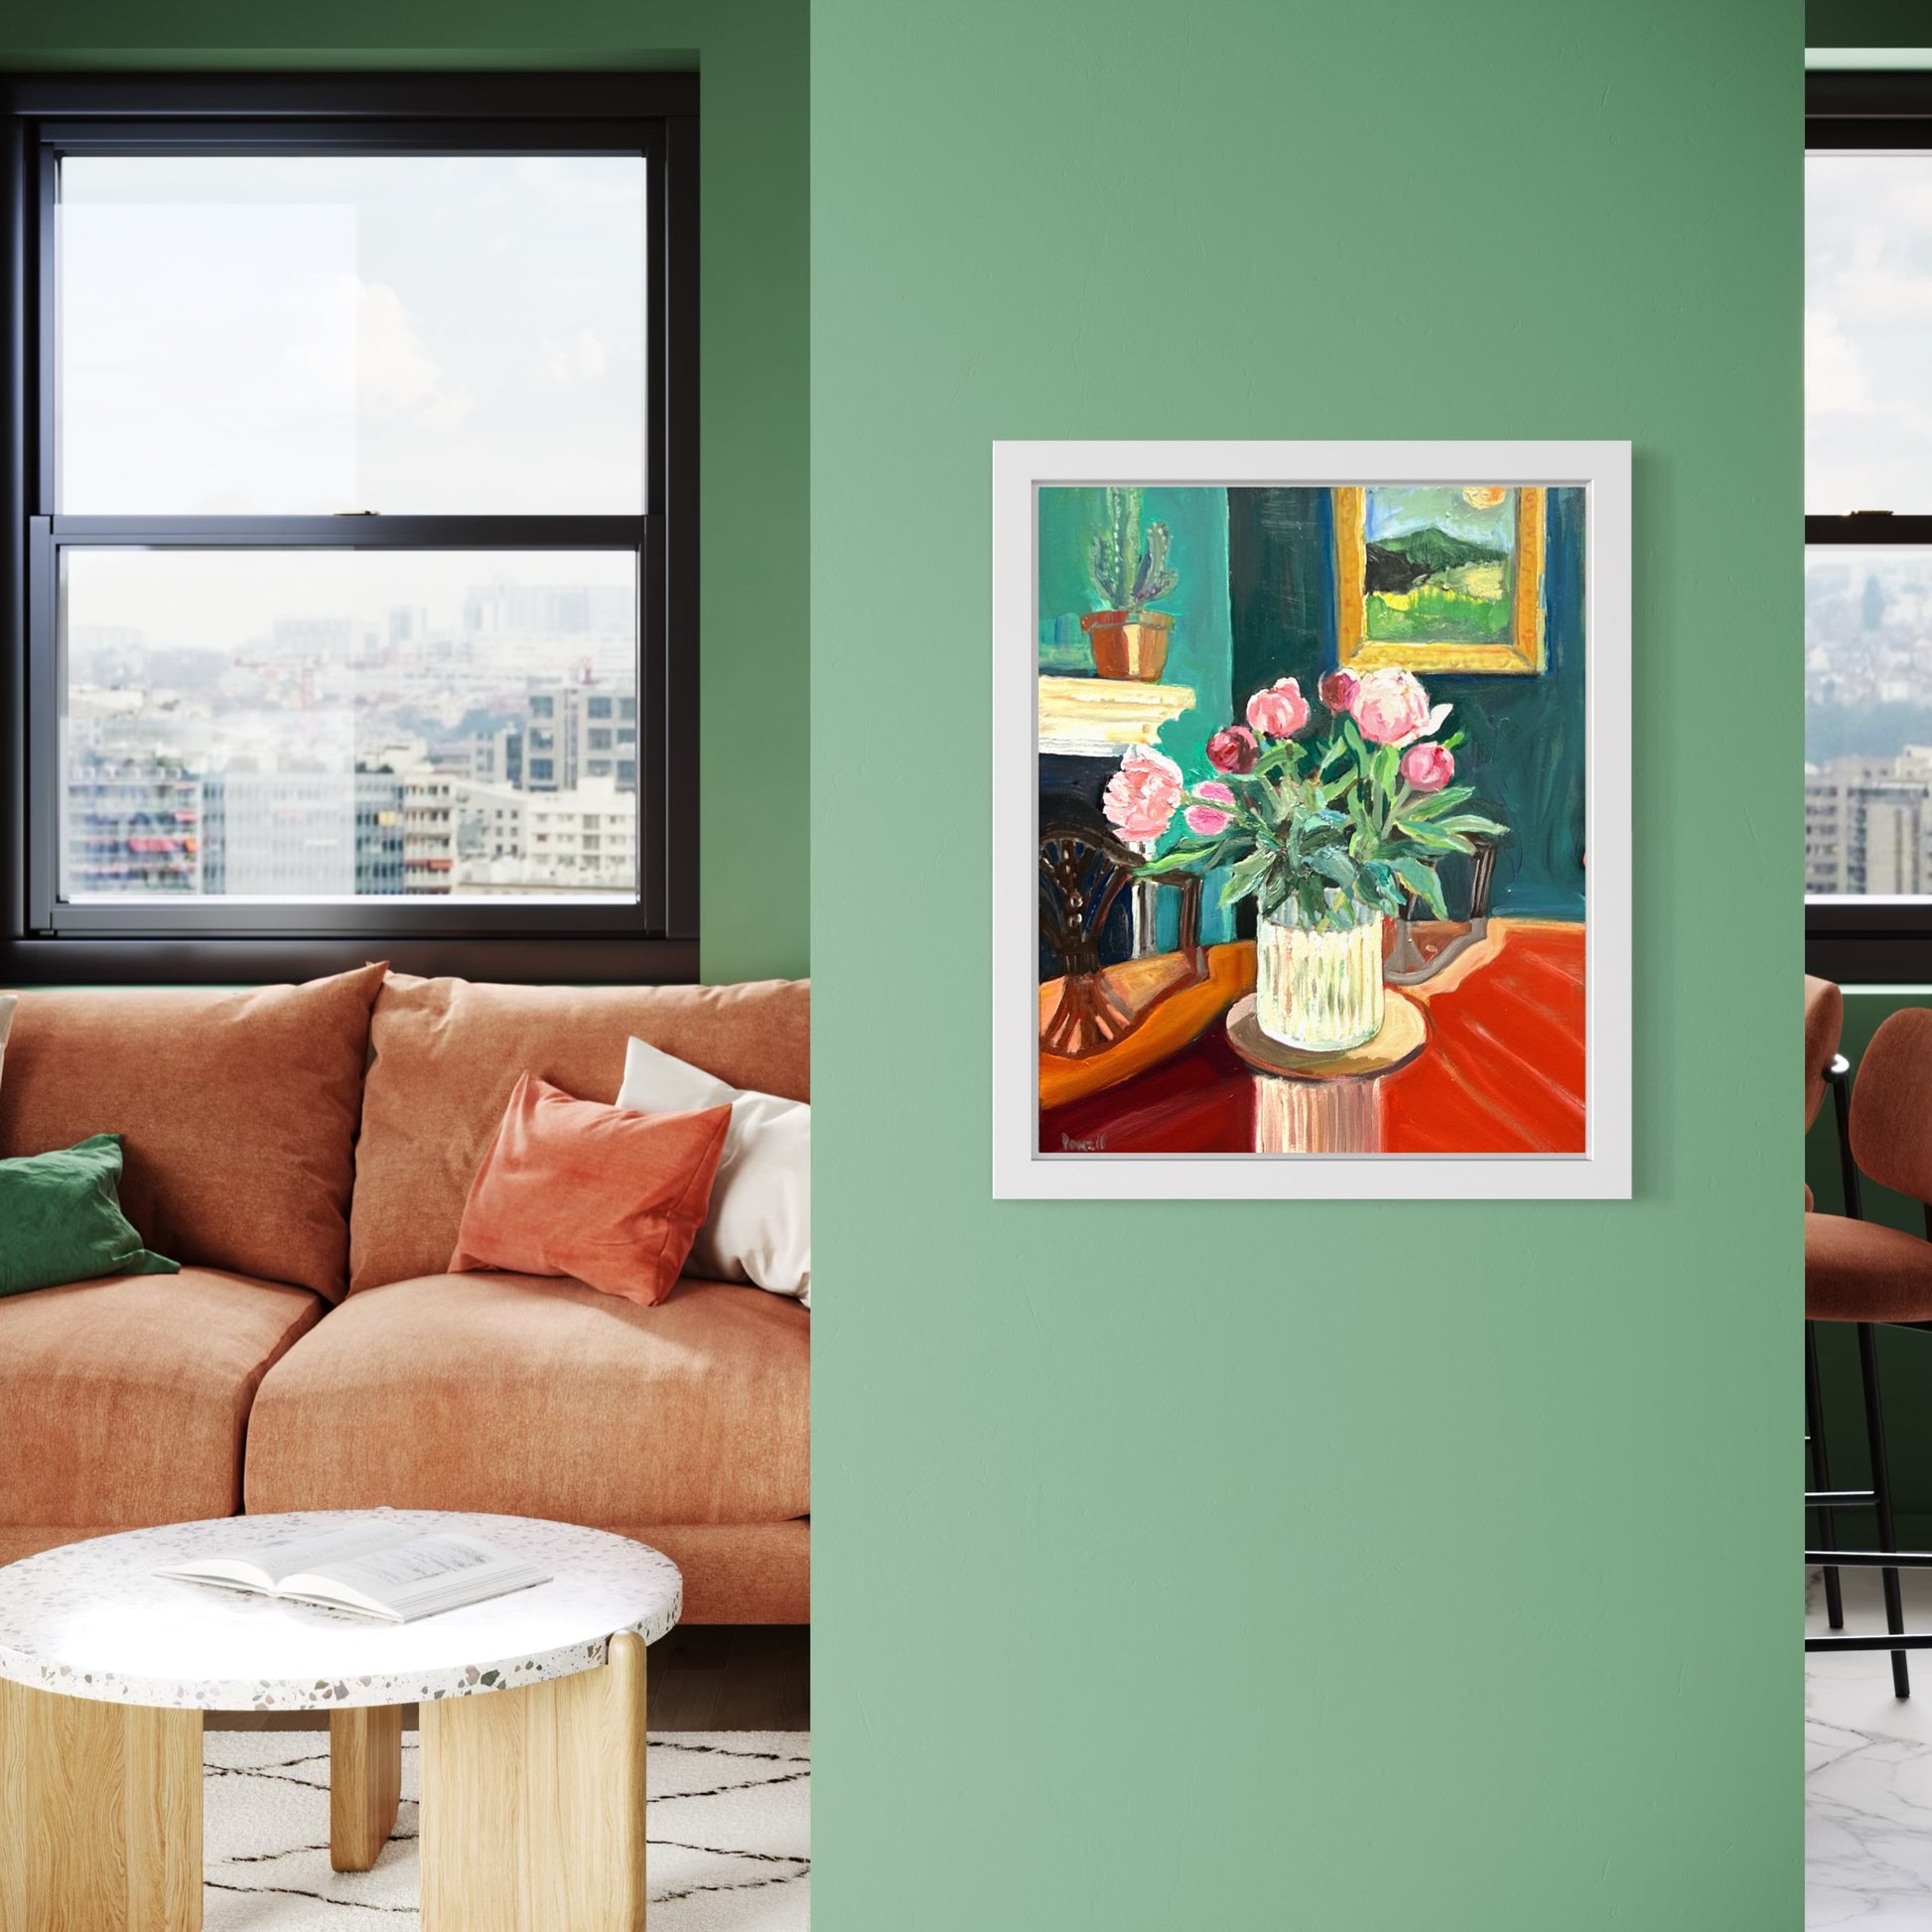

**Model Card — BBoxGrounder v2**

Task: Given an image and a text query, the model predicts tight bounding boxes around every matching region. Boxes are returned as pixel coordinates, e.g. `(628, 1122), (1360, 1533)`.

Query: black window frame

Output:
(0, 72), (699, 986)
(1807, 69), (1932, 982)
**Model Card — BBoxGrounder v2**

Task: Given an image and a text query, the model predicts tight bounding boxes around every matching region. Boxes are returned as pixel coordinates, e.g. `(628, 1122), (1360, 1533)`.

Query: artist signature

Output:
(1060, 1133), (1107, 1152)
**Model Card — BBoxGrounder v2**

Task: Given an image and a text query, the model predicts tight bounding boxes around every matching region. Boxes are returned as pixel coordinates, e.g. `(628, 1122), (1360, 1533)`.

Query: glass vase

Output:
(1254, 900), (1385, 1052)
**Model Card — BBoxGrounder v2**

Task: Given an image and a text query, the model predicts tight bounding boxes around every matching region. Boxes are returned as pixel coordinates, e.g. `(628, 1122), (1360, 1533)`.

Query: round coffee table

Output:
(0, 1510), (682, 1931)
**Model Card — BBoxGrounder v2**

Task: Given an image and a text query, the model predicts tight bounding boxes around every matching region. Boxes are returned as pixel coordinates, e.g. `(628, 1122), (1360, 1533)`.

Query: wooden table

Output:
(0, 1511), (680, 1931)
(1039, 919), (1586, 1157)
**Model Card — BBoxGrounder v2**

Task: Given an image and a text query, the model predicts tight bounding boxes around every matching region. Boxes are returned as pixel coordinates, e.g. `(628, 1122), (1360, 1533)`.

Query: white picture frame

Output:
(991, 439), (1632, 1200)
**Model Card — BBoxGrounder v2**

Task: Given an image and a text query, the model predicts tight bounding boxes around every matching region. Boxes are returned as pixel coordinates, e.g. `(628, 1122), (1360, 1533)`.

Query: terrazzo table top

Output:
(0, 1510), (682, 1711)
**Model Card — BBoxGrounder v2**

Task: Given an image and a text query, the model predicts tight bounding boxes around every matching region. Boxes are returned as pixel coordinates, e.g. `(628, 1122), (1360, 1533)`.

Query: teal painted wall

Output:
(1038, 484), (1237, 942)
(0, 0), (809, 985)
(813, 6), (1800, 1931)
(1227, 485), (1587, 917)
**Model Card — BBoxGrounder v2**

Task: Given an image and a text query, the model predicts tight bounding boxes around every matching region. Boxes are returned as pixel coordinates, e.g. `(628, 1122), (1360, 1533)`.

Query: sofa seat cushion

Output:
(349, 975), (809, 1295)
(0, 966), (387, 1301)
(245, 1272), (810, 1527)
(0, 1268), (325, 1527)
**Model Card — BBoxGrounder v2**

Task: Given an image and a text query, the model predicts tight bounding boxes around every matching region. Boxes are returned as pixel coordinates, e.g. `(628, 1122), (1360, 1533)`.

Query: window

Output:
(0, 74), (698, 983)
(1807, 71), (1932, 978)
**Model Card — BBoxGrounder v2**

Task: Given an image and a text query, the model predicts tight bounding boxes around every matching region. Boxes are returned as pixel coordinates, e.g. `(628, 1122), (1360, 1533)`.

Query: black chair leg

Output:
(1858, 1320), (1910, 1698)
(1808, 1320), (1846, 1630)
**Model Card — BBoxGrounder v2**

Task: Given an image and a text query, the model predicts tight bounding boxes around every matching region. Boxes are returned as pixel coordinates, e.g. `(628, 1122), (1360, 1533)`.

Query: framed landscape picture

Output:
(991, 440), (1631, 1200)
(1334, 483), (1546, 674)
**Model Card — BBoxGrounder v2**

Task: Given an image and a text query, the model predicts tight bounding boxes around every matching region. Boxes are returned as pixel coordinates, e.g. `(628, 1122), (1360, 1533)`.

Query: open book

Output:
(156, 1516), (551, 1623)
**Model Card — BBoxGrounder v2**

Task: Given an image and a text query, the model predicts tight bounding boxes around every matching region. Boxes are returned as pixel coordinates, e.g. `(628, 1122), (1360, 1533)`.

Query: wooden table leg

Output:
(420, 1633), (647, 1931)
(330, 1705), (403, 1871)
(0, 1674), (202, 1931)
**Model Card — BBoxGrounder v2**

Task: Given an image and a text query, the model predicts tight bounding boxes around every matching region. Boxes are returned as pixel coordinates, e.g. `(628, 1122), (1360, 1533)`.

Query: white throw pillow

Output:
(617, 1035), (810, 1306)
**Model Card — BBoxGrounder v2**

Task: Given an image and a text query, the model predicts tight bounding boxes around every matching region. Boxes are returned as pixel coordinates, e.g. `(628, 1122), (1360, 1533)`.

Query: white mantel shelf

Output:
(1037, 674), (1197, 759)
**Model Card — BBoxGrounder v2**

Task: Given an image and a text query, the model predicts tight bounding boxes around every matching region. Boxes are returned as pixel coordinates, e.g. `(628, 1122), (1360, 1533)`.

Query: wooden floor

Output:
(207, 1625), (809, 1733)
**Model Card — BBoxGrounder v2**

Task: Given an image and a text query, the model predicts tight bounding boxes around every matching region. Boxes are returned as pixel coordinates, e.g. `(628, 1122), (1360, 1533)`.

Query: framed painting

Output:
(991, 439), (1631, 1200)
(1335, 483), (1545, 674)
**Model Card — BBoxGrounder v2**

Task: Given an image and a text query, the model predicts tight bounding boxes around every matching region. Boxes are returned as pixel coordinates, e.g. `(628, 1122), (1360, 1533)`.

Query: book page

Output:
(156, 1515), (410, 1591)
(284, 1535), (550, 1620)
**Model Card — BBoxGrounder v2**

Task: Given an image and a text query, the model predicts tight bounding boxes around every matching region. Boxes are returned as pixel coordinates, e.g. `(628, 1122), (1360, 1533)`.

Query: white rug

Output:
(203, 1729), (809, 1928)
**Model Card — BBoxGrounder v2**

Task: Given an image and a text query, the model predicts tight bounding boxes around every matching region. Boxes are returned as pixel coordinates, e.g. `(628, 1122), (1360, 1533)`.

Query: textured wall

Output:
(812, 1), (1801, 1925)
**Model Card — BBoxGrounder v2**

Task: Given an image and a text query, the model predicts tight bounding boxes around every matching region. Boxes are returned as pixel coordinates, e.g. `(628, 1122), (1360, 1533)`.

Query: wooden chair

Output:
(1038, 821), (1202, 1058)
(1803, 997), (1932, 1696)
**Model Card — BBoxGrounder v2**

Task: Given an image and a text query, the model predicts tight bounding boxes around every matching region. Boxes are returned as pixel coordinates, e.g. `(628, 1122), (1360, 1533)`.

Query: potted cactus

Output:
(1081, 487), (1178, 682)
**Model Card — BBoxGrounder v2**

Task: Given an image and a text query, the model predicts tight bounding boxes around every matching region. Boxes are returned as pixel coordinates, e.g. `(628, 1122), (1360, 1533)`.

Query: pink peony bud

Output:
(1245, 678), (1310, 739)
(1183, 780), (1237, 836)
(1102, 746), (1183, 841)
(1205, 725), (1259, 773)
(1400, 743), (1455, 793)
(1318, 668), (1361, 713)
(1352, 668), (1452, 748)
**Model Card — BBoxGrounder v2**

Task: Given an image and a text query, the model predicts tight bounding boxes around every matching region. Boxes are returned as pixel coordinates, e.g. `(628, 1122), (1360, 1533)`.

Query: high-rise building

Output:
(354, 770), (406, 896)
(1805, 748), (1932, 895)
(65, 760), (203, 896)
(453, 778), (636, 894)
(202, 773), (354, 897)
(522, 681), (637, 793)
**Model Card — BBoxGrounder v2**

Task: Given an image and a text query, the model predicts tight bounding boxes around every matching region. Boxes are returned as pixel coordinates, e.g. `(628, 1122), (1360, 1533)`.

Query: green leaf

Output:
(1218, 847), (1276, 907)
(1433, 814), (1510, 839)
(1394, 784), (1476, 821)
(1391, 855), (1447, 918)
(1391, 821), (1474, 855)
(1310, 846), (1357, 890)
(1136, 846), (1212, 876)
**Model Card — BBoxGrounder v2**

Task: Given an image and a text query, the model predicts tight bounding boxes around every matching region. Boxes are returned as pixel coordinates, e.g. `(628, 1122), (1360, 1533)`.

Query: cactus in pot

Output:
(1082, 487), (1179, 681)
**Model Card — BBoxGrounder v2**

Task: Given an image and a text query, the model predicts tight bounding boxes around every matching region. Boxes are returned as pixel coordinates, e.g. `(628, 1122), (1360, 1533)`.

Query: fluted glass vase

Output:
(1254, 899), (1385, 1052)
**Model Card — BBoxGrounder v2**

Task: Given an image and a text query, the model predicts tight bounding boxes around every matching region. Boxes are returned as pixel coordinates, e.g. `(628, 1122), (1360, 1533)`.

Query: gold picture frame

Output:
(1334, 484), (1546, 675)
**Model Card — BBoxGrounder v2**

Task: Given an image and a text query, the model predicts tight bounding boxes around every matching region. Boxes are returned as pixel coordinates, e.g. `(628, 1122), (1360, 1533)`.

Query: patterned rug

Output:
(203, 1729), (810, 1928)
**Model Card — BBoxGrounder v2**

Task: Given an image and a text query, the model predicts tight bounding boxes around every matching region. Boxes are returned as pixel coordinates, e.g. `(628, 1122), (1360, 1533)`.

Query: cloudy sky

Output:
(60, 153), (645, 515)
(1808, 154), (1932, 514)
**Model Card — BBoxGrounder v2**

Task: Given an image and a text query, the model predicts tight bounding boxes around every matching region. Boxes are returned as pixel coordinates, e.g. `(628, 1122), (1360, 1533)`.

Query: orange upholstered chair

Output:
(1804, 1001), (1932, 1696)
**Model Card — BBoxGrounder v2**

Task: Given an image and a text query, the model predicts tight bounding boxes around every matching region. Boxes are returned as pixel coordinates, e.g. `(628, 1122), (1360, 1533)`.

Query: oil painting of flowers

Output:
(1005, 444), (1629, 1198)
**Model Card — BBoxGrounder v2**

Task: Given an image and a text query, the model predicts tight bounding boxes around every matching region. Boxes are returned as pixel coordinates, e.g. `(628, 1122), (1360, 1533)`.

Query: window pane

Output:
(59, 156), (645, 513)
(1807, 153), (1932, 514)
(1804, 545), (1932, 896)
(62, 550), (639, 902)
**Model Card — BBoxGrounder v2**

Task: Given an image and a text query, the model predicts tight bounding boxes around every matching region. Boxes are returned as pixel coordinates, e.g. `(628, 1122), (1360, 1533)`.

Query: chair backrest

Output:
(1039, 822), (1199, 979)
(1805, 975), (1843, 1130)
(1850, 1006), (1932, 1202)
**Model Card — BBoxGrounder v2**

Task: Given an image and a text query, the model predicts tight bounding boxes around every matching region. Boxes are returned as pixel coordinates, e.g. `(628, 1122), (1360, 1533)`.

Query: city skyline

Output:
(61, 555), (642, 903)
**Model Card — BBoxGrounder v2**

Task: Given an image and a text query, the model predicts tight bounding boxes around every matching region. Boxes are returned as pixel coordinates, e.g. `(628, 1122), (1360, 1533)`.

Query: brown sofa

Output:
(0, 967), (809, 1623)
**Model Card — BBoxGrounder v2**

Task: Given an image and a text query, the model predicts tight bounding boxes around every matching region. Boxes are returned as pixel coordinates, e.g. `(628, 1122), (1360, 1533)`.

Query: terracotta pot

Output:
(1081, 609), (1173, 682)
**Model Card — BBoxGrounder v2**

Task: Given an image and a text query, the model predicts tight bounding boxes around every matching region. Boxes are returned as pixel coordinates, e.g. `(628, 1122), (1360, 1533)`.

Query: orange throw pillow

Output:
(448, 1073), (731, 1308)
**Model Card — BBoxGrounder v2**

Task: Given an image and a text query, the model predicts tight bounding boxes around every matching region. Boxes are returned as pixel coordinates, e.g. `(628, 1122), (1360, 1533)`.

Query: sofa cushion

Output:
(0, 1268), (324, 1527)
(246, 1272), (811, 1526)
(350, 975), (809, 1294)
(0, 965), (387, 1302)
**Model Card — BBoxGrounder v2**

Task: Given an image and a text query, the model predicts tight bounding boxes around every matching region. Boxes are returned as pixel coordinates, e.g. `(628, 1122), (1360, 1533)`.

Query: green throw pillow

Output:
(0, 1134), (179, 1297)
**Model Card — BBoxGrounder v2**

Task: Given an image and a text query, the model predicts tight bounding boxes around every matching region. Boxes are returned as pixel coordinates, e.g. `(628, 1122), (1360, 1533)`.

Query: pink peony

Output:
(1102, 746), (1183, 841)
(1400, 743), (1455, 793)
(1318, 667), (1361, 714)
(1205, 725), (1259, 773)
(1245, 678), (1310, 739)
(1351, 668), (1452, 748)
(1183, 780), (1237, 837)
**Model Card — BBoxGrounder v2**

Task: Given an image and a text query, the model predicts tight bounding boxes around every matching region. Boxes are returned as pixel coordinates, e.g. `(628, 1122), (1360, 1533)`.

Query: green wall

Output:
(813, 5), (1799, 1930)
(0, 0), (809, 985)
